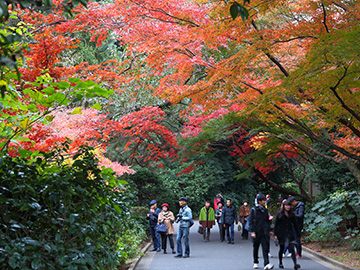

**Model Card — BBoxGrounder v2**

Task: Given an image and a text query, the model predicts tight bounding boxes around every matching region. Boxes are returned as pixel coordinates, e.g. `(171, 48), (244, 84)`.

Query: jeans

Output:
(225, 223), (234, 241)
(176, 226), (190, 256)
(150, 226), (161, 249)
(253, 233), (270, 267)
(161, 234), (174, 250)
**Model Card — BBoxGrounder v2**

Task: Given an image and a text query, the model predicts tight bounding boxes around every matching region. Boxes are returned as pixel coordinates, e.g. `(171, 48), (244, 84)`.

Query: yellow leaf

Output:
(20, 117), (30, 130)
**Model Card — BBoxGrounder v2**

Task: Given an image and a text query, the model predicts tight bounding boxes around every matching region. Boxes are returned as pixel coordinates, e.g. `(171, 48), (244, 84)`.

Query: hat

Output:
(150, 200), (157, 206)
(283, 200), (291, 205)
(162, 203), (169, 208)
(288, 196), (296, 203)
(266, 194), (270, 199)
(256, 194), (266, 201)
(243, 199), (248, 203)
(179, 197), (187, 202)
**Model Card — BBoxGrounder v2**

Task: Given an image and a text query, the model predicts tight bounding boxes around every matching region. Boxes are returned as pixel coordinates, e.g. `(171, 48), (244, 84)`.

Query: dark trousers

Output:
(218, 223), (225, 241)
(241, 222), (248, 239)
(253, 234), (270, 266)
(203, 228), (211, 241)
(295, 236), (302, 256)
(279, 243), (297, 266)
(150, 226), (160, 249)
(161, 234), (174, 250)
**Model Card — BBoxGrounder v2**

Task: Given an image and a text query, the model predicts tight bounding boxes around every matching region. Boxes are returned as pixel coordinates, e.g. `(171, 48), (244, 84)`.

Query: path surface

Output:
(136, 221), (341, 270)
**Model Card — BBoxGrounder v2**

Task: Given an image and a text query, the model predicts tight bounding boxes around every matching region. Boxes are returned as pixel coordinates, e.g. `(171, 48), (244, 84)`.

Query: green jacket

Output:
(199, 206), (216, 228)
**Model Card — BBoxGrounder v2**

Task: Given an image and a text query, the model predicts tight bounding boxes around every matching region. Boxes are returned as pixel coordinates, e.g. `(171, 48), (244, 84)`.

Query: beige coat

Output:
(158, 211), (175, 235)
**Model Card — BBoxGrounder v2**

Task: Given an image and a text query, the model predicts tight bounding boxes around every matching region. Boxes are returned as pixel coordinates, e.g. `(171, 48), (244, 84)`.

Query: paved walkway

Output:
(137, 221), (341, 270)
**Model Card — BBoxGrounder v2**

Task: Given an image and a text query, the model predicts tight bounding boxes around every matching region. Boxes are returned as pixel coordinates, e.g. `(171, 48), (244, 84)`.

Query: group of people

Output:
(147, 193), (305, 270)
(248, 194), (305, 270)
(200, 195), (238, 244)
(147, 197), (192, 258)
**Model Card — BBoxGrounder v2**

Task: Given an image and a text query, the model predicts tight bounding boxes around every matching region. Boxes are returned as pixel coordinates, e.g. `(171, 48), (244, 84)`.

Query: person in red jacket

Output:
(213, 193), (224, 210)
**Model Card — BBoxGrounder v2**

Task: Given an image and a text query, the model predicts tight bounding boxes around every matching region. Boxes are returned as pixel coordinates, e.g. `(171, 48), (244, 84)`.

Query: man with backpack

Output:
(248, 194), (274, 270)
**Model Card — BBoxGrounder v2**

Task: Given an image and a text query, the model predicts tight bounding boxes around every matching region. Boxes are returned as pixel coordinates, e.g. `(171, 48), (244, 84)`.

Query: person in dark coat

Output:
(221, 199), (238, 244)
(215, 201), (225, 242)
(248, 194), (274, 270)
(274, 200), (301, 270)
(289, 197), (305, 258)
(147, 200), (161, 252)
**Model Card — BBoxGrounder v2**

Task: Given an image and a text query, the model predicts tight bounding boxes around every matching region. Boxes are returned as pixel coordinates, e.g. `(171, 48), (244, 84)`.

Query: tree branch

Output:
(329, 65), (360, 123)
(251, 20), (290, 77)
(321, 3), (330, 33)
(272, 36), (318, 44)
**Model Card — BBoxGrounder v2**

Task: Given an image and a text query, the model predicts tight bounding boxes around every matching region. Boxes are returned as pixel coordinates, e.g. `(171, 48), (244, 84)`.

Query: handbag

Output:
(156, 224), (167, 234)
(237, 222), (243, 232)
(197, 226), (204, 234)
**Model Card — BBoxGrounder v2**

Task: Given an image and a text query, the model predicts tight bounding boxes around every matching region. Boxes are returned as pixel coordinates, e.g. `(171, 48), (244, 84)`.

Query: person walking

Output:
(174, 197), (193, 258)
(147, 200), (161, 252)
(221, 199), (238, 244)
(215, 201), (225, 242)
(239, 199), (251, 240)
(199, 200), (216, 242)
(274, 200), (301, 270)
(289, 197), (305, 259)
(248, 194), (274, 270)
(158, 203), (176, 254)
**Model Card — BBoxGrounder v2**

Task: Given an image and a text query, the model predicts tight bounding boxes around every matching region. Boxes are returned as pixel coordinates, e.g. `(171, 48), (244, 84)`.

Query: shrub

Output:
(346, 229), (360, 251)
(306, 226), (343, 247)
(0, 145), (145, 269)
(304, 190), (360, 246)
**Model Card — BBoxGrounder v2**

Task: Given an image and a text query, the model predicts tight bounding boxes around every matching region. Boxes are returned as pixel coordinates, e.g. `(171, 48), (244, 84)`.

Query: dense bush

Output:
(0, 146), (145, 269)
(304, 190), (360, 247)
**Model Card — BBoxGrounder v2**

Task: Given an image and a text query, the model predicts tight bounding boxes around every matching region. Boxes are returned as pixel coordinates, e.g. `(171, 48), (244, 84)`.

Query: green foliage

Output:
(304, 190), (360, 247)
(158, 152), (258, 215)
(0, 0), (89, 20)
(230, 2), (250, 21)
(306, 226), (343, 247)
(126, 168), (170, 208)
(346, 229), (360, 251)
(0, 11), (30, 96)
(308, 144), (359, 194)
(0, 144), (145, 269)
(0, 74), (114, 153)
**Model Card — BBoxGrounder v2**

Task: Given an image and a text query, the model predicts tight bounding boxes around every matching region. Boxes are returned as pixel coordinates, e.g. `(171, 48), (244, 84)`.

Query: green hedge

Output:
(0, 146), (145, 269)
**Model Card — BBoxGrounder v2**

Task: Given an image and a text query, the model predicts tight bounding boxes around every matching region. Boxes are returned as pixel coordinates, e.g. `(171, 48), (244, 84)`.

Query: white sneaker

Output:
(283, 253), (286, 257)
(268, 253), (273, 258)
(287, 253), (292, 257)
(264, 263), (274, 270)
(253, 263), (259, 269)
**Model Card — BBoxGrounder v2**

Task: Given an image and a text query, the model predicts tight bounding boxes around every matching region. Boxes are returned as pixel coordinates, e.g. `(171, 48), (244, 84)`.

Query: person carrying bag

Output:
(158, 203), (176, 254)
